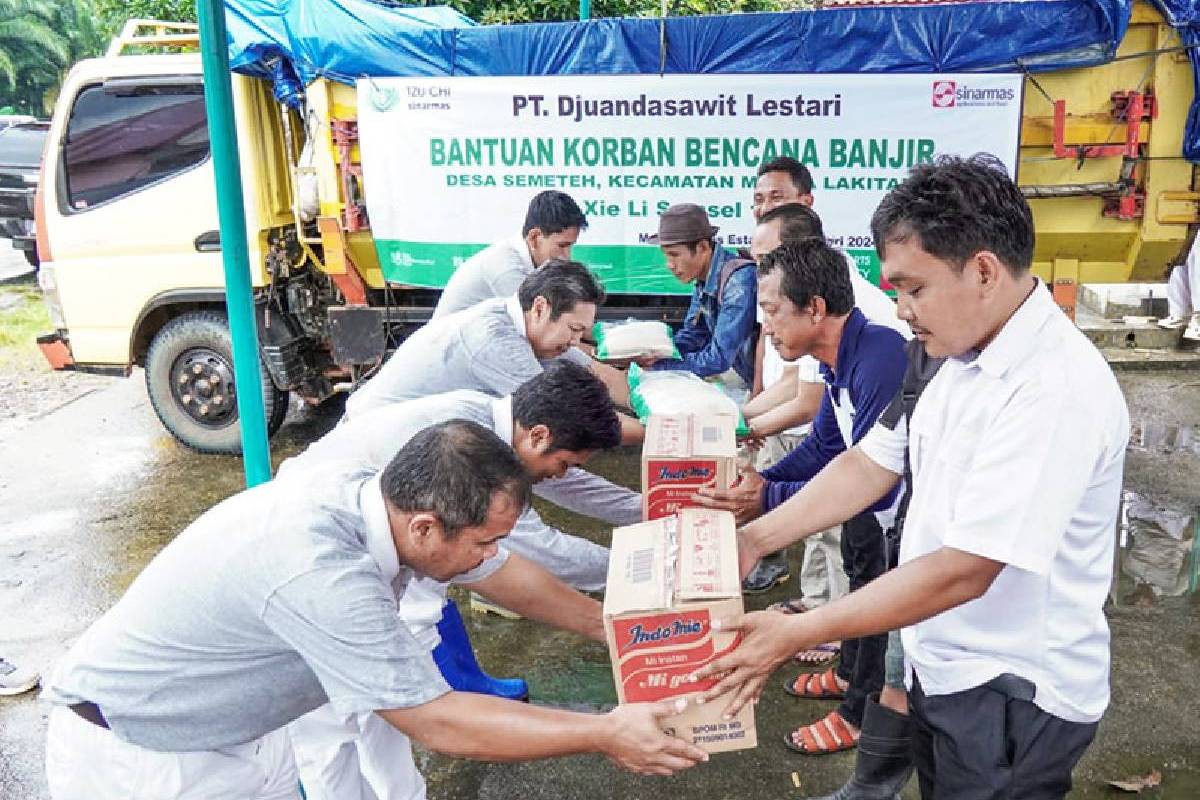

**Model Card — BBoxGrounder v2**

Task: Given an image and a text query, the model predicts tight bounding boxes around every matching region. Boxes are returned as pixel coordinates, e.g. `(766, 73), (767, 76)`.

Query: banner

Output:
(359, 73), (1022, 294)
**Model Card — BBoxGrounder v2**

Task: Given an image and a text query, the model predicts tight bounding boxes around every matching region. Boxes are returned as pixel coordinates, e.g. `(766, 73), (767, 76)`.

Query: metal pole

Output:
(580, 0), (590, 20)
(196, 0), (273, 487)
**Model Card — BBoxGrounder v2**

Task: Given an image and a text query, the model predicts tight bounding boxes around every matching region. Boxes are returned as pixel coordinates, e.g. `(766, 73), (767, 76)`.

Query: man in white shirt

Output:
(695, 155), (1128, 799)
(433, 191), (587, 319)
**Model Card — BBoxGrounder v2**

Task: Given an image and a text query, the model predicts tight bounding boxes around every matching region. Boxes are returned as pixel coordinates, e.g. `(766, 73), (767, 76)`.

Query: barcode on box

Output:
(626, 547), (655, 584)
(701, 426), (720, 443)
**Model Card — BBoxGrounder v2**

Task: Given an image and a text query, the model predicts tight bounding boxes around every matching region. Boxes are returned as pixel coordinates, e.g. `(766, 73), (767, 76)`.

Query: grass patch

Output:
(0, 283), (50, 366)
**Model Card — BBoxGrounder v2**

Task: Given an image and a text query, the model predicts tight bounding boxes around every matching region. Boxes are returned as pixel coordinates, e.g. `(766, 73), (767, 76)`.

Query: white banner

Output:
(359, 73), (1022, 293)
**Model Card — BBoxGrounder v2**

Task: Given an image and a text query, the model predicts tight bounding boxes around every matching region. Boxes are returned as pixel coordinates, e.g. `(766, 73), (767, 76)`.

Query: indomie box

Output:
(603, 507), (757, 753)
(641, 414), (737, 521)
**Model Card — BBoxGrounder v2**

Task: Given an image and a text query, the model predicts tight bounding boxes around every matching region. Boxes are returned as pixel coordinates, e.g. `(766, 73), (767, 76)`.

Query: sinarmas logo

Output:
(932, 81), (957, 108)
(932, 80), (1017, 109)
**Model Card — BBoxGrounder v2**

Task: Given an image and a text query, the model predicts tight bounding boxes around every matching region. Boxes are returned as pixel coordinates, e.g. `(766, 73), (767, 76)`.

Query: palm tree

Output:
(0, 0), (71, 91)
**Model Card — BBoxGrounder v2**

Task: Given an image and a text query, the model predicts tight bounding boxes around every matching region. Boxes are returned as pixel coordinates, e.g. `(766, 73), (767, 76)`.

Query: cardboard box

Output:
(603, 508), (757, 753)
(641, 414), (738, 521)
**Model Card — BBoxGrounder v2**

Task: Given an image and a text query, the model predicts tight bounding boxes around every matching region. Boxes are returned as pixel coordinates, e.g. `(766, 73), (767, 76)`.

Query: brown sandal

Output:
(768, 598), (811, 615)
(783, 710), (860, 755)
(783, 667), (847, 700)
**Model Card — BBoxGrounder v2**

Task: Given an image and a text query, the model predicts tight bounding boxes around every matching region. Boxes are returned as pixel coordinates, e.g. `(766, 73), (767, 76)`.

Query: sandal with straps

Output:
(782, 667), (847, 700)
(783, 710), (860, 755)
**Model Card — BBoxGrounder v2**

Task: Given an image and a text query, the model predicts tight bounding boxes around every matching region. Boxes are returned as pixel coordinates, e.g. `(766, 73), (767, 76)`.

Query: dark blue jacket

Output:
(652, 246), (757, 384)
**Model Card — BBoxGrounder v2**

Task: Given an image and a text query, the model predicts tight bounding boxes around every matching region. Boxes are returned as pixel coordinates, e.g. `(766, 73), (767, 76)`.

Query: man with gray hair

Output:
(43, 421), (707, 799)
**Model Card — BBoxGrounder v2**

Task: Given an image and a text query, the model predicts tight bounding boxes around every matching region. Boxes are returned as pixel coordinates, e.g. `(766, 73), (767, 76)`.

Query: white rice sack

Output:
(628, 364), (748, 435)
(593, 320), (680, 361)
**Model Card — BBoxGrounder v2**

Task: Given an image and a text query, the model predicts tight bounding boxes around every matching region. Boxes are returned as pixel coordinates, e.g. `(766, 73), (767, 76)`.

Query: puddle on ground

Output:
(1129, 420), (1200, 457)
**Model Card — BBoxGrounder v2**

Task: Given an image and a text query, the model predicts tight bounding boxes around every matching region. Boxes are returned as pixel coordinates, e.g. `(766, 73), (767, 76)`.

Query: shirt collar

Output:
(509, 234), (534, 272)
(505, 293), (527, 337)
(819, 308), (868, 389)
(359, 474), (401, 584)
(490, 394), (515, 446)
(969, 278), (1054, 379)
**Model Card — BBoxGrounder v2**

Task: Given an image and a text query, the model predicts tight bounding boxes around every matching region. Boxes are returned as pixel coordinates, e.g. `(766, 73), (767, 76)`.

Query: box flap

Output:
(675, 508), (741, 600)
(603, 517), (674, 616)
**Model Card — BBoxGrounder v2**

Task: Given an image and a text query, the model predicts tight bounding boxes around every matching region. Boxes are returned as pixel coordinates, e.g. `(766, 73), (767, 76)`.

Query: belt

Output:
(69, 701), (110, 729)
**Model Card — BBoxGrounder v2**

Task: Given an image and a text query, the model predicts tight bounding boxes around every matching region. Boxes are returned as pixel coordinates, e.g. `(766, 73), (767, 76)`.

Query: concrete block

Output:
(1079, 283), (1170, 320)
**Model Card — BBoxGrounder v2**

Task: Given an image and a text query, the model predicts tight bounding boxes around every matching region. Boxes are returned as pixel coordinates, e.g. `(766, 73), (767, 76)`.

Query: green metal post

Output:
(580, 0), (591, 20)
(197, 0), (273, 487)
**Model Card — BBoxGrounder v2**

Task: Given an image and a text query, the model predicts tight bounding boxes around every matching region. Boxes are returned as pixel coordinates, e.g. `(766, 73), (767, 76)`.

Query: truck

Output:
(34, 0), (1200, 453)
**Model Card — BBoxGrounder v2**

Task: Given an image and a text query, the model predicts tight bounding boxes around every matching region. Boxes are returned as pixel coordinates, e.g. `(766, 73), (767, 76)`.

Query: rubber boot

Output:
(432, 599), (529, 700)
(807, 693), (913, 800)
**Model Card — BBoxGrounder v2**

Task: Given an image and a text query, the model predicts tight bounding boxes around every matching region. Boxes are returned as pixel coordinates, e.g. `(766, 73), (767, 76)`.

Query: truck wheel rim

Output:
(170, 347), (237, 428)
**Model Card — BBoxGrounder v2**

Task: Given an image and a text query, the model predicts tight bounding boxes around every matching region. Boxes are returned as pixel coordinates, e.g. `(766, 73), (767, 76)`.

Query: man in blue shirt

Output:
(696, 238), (906, 755)
(644, 204), (758, 385)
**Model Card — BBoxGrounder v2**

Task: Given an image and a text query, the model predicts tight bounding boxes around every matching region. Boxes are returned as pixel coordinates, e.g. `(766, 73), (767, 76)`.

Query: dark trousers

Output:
(834, 511), (888, 728)
(909, 674), (1099, 800)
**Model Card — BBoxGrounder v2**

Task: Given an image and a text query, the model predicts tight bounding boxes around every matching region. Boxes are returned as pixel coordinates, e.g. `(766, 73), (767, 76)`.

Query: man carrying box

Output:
(43, 421), (708, 800)
(695, 155), (1128, 799)
(694, 238), (907, 755)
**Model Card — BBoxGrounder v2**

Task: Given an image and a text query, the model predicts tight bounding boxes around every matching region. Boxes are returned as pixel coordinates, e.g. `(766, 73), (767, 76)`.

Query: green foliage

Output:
(0, 0), (105, 115)
(94, 0), (198, 28)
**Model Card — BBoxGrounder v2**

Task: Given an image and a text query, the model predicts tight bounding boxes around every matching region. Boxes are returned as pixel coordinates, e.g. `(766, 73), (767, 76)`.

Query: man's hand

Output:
(735, 525), (763, 581)
(601, 700), (709, 776)
(691, 464), (766, 524)
(633, 354), (662, 369)
(689, 611), (806, 718)
(738, 422), (766, 452)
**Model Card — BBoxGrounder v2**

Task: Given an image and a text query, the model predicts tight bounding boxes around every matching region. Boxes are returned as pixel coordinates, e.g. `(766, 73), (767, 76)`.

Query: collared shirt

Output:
(42, 465), (453, 752)
(761, 308), (907, 514)
(433, 234), (534, 319)
(347, 294), (557, 417)
(281, 390), (640, 589)
(653, 246), (758, 383)
(866, 281), (1128, 724)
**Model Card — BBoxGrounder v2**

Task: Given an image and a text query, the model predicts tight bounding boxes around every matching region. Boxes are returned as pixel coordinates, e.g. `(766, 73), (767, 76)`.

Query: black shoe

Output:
(806, 693), (913, 800)
(741, 552), (790, 594)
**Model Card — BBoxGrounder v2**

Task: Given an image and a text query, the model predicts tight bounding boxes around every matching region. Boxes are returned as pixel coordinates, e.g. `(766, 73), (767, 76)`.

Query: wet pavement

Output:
(1, 370), (1198, 798)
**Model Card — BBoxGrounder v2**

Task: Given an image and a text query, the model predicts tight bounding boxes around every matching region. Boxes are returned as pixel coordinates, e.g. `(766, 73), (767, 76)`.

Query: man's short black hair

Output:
(518, 259), (606, 319)
(757, 238), (853, 317)
(523, 191), (588, 237)
(757, 157), (814, 195)
(512, 361), (622, 453)
(870, 153), (1033, 275)
(759, 203), (825, 243)
(381, 420), (532, 539)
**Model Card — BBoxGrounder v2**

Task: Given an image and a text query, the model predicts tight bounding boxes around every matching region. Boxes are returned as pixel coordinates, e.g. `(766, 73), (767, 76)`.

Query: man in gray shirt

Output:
(44, 422), (706, 799)
(347, 259), (603, 418)
(433, 190), (587, 319)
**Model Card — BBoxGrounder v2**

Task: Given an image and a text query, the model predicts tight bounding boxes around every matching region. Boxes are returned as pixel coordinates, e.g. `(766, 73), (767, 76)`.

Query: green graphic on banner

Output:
(376, 241), (693, 294)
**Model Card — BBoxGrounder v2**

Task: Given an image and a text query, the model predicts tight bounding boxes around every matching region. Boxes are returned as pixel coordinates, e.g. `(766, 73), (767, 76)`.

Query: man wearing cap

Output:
(644, 204), (758, 385)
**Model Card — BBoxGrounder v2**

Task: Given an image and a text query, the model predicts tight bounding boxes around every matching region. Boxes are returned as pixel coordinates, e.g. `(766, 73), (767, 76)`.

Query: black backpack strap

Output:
(716, 257), (756, 304)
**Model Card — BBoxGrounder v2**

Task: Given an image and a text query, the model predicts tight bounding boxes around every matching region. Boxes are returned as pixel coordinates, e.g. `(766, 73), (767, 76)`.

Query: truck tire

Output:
(145, 311), (289, 454)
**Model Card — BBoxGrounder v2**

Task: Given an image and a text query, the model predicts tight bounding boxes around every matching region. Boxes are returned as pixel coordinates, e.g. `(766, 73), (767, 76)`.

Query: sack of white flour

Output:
(593, 320), (681, 361)
(627, 364), (749, 436)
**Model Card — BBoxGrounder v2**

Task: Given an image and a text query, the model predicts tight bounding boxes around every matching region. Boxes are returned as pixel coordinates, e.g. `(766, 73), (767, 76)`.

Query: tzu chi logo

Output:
(932, 81), (957, 108)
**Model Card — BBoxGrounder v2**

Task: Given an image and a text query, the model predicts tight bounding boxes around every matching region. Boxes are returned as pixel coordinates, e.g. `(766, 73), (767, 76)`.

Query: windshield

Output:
(0, 123), (49, 168)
